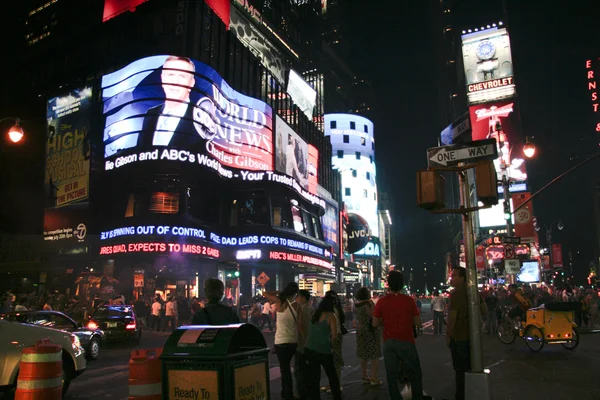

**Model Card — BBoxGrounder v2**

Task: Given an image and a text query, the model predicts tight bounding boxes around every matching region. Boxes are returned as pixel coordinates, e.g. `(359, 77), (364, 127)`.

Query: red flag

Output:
(542, 255), (551, 271)
(512, 192), (535, 239)
(476, 246), (486, 271)
(206, 0), (230, 29)
(552, 244), (564, 268)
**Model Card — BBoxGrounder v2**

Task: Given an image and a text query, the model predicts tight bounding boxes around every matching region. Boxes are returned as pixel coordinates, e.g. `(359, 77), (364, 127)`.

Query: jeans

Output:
(261, 314), (273, 331)
(150, 315), (160, 331)
(486, 310), (498, 334)
(449, 339), (471, 400)
(295, 350), (309, 399)
(382, 339), (423, 400)
(305, 349), (342, 400)
(275, 343), (297, 400)
(433, 311), (445, 334)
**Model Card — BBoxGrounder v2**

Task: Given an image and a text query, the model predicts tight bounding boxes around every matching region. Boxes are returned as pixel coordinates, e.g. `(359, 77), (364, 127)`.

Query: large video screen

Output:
(275, 116), (309, 189)
(470, 100), (527, 190)
(101, 55), (273, 172)
(462, 27), (515, 104)
(517, 261), (540, 283)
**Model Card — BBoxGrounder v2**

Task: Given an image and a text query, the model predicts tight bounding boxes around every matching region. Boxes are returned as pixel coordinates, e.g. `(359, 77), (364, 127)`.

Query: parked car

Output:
(88, 305), (142, 344)
(0, 319), (86, 395)
(1, 310), (105, 360)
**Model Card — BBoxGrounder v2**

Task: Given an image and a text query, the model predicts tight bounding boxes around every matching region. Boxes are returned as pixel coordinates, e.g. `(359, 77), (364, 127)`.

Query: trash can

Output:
(161, 323), (269, 400)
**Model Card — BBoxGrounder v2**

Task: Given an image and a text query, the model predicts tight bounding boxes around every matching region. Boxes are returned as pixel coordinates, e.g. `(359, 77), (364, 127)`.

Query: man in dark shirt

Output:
(447, 267), (470, 400)
(484, 291), (498, 335)
(191, 279), (240, 325)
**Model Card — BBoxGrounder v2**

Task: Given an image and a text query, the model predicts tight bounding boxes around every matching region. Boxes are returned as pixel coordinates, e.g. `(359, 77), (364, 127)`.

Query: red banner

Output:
(103, 0), (147, 22)
(552, 244), (564, 268)
(512, 192), (535, 239)
(476, 246), (486, 271)
(206, 0), (231, 29)
(542, 255), (551, 271)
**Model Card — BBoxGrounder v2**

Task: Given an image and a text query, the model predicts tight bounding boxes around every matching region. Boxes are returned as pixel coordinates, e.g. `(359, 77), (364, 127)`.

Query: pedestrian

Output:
(14, 297), (29, 312)
(191, 278), (240, 325)
(151, 295), (162, 331)
(431, 290), (445, 335)
(373, 270), (424, 400)
(250, 300), (263, 327)
(264, 283), (301, 400)
(260, 300), (273, 331)
(344, 294), (355, 329)
(354, 287), (382, 386)
(322, 290), (345, 393)
(447, 267), (470, 400)
(484, 290), (498, 334)
(295, 289), (314, 400)
(304, 293), (342, 400)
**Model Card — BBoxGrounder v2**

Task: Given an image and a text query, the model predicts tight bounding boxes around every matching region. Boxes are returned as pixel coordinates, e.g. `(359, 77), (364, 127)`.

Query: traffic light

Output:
(416, 171), (445, 210)
(234, 271), (240, 277)
(475, 160), (498, 206)
(503, 198), (511, 220)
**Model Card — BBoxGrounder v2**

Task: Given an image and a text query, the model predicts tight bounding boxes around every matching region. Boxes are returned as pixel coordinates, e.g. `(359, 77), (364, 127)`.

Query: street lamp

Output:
(1, 118), (25, 143)
(523, 137), (536, 158)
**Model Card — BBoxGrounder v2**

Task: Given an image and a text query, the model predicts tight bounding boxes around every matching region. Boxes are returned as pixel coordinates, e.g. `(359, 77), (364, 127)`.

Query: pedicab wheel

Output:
(497, 322), (517, 344)
(561, 329), (579, 350)
(524, 325), (544, 352)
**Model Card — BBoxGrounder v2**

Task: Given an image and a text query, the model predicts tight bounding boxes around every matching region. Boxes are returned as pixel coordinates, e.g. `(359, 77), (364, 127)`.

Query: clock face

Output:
(476, 40), (496, 60)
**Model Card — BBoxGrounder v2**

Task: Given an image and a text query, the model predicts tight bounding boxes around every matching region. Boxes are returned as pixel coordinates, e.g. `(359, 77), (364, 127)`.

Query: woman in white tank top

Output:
(265, 282), (301, 400)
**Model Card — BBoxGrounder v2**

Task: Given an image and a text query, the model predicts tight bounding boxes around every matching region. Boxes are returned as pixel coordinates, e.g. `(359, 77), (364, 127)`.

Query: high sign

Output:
(461, 27), (515, 104)
(427, 139), (498, 168)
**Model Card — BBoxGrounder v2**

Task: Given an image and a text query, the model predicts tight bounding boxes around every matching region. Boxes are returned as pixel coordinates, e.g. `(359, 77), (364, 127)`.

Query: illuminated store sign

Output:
(585, 59), (600, 141)
(99, 242), (220, 257)
(268, 251), (333, 269)
(102, 55), (273, 172)
(461, 27), (515, 104)
(236, 249), (262, 260)
(100, 225), (327, 257)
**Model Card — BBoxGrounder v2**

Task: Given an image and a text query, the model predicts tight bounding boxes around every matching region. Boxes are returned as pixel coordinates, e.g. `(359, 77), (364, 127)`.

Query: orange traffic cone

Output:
(15, 338), (63, 400)
(128, 348), (163, 400)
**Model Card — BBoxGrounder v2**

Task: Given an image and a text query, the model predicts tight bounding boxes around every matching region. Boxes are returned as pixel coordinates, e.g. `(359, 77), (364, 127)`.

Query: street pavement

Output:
(4, 304), (598, 400)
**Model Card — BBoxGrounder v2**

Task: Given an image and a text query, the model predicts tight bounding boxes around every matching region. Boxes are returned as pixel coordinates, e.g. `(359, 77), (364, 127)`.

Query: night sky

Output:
(340, 0), (600, 290)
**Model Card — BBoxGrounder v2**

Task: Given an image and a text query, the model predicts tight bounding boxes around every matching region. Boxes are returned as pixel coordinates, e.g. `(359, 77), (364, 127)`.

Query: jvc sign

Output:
(428, 139), (498, 168)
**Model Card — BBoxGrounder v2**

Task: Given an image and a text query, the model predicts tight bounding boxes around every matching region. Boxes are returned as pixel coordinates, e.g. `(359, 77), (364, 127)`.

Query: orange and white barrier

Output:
(128, 348), (163, 400)
(15, 338), (63, 400)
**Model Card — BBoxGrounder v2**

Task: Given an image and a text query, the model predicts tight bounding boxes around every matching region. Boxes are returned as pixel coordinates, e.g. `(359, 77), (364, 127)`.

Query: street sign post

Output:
(502, 236), (521, 245)
(428, 139), (498, 168)
(257, 272), (270, 287)
(440, 112), (472, 145)
(503, 244), (515, 259)
(504, 259), (520, 275)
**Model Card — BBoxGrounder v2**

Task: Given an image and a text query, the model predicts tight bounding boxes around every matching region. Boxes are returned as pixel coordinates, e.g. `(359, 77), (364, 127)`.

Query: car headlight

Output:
(71, 334), (81, 349)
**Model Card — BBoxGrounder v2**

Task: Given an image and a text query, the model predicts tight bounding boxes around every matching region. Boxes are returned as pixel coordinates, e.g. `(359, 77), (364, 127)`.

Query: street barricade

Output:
(129, 348), (162, 400)
(15, 338), (63, 400)
(161, 323), (269, 399)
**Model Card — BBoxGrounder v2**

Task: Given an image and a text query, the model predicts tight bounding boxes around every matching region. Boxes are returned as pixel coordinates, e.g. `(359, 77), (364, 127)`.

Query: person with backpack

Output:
(508, 284), (531, 322)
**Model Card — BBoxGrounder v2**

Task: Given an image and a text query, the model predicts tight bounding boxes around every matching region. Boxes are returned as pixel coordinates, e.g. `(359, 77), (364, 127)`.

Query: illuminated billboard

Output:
(103, 0), (147, 22)
(308, 145), (318, 194)
(477, 198), (514, 228)
(275, 116), (309, 190)
(321, 199), (339, 250)
(46, 87), (92, 208)
(469, 100), (527, 190)
(462, 27), (515, 104)
(102, 55), (273, 171)
(287, 70), (317, 120)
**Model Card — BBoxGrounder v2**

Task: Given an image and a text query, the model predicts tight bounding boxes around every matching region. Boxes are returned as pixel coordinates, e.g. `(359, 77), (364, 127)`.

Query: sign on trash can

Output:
(161, 323), (269, 400)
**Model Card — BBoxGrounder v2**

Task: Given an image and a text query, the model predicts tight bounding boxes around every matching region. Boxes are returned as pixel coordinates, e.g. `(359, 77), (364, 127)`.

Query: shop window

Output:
(337, 150), (344, 158)
(272, 198), (293, 229)
(350, 121), (356, 129)
(345, 187), (351, 196)
(187, 186), (220, 225)
(149, 192), (179, 214)
(363, 189), (368, 198)
(352, 170), (357, 178)
(366, 172), (371, 180)
(364, 124), (368, 133)
(291, 204), (304, 233)
(330, 120), (336, 129)
(343, 134), (349, 143)
(231, 190), (269, 227)
(369, 155), (373, 163)
(302, 209), (315, 237)
(355, 151), (361, 160)
(361, 137), (366, 146)
(372, 142), (375, 150)
(312, 215), (323, 240)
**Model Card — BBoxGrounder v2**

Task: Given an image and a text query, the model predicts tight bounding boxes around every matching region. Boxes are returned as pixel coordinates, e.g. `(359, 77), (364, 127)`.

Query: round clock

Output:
(476, 40), (496, 60)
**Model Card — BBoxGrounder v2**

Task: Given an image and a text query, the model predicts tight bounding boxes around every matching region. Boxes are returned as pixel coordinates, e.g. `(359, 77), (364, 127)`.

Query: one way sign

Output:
(427, 139), (498, 168)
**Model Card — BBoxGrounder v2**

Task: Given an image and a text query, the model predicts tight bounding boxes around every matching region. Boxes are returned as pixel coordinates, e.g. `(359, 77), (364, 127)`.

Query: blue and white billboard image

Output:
(101, 55), (273, 172)
(324, 113), (379, 242)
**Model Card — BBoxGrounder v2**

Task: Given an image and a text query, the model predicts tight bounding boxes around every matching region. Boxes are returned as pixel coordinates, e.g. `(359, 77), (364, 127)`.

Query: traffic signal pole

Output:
(459, 165), (491, 400)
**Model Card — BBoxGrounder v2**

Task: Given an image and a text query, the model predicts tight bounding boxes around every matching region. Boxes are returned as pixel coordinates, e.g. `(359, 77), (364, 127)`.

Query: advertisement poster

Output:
(321, 199), (339, 251)
(234, 363), (267, 400)
(308, 145), (319, 195)
(511, 192), (536, 241)
(43, 203), (88, 254)
(275, 116), (309, 189)
(461, 27), (515, 104)
(469, 100), (527, 190)
(552, 244), (564, 268)
(102, 55), (273, 171)
(46, 87), (92, 208)
(168, 370), (218, 400)
(476, 245), (486, 271)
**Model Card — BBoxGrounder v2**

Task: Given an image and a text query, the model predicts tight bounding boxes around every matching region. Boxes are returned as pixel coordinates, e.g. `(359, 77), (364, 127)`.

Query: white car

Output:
(0, 319), (86, 395)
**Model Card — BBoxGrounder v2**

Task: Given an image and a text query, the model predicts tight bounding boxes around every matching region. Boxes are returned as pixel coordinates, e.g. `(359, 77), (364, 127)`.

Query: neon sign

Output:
(468, 77), (514, 93)
(585, 59), (600, 134)
(268, 251), (333, 269)
(236, 249), (262, 260)
(99, 242), (220, 257)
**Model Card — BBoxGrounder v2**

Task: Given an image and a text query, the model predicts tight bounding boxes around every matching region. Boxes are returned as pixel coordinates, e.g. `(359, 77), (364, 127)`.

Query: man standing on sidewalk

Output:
(447, 267), (470, 400)
(431, 290), (445, 334)
(295, 290), (314, 400)
(373, 270), (424, 400)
